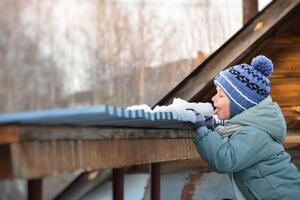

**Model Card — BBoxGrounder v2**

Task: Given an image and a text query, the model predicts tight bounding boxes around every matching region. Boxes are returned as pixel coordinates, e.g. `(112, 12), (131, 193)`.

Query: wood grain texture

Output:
(271, 78), (300, 107)
(0, 125), (195, 142)
(0, 126), (19, 144)
(0, 133), (298, 179)
(8, 139), (199, 179)
(266, 45), (300, 78)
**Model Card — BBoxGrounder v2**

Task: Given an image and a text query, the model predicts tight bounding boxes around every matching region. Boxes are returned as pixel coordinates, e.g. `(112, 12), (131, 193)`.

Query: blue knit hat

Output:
(214, 55), (273, 117)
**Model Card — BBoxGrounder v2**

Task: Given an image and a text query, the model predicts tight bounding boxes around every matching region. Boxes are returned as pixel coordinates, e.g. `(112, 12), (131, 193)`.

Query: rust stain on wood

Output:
(180, 173), (202, 200)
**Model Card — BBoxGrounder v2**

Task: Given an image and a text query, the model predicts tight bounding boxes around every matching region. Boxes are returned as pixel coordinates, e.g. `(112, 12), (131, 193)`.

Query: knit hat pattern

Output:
(214, 55), (273, 116)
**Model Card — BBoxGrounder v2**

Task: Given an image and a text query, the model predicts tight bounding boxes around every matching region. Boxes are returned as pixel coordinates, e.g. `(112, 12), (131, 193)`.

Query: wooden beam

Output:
(270, 78), (300, 107)
(155, 0), (299, 106)
(265, 45), (300, 79)
(28, 178), (42, 200)
(1, 133), (300, 179)
(0, 125), (195, 144)
(113, 168), (124, 200)
(285, 131), (300, 148)
(0, 126), (19, 144)
(3, 139), (199, 179)
(281, 107), (299, 118)
(267, 35), (300, 47)
(243, 0), (258, 25)
(151, 163), (160, 200)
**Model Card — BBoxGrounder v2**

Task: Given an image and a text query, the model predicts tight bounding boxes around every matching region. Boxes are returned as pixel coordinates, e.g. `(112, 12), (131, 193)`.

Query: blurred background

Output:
(0, 0), (270, 113)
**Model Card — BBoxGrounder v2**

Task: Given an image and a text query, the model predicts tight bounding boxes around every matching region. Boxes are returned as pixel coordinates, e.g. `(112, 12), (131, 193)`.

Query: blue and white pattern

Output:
(214, 55), (274, 117)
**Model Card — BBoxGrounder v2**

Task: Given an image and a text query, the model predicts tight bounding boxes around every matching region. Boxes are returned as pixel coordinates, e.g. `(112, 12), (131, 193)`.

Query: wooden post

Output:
(28, 178), (42, 200)
(113, 168), (124, 200)
(151, 163), (160, 200)
(243, 0), (258, 25)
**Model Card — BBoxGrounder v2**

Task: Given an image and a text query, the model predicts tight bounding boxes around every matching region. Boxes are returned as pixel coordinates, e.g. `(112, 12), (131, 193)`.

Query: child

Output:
(193, 55), (300, 200)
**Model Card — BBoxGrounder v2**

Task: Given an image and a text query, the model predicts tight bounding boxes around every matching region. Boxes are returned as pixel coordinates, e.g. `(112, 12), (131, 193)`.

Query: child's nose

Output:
(212, 94), (216, 102)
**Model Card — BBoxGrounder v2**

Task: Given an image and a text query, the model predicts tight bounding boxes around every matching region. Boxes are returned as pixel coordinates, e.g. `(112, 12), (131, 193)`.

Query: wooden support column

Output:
(28, 178), (42, 200)
(151, 163), (160, 200)
(113, 168), (124, 200)
(243, 0), (258, 25)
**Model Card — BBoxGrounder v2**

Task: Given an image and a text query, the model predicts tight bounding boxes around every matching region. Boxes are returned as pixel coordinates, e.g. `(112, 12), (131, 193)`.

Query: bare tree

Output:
(0, 0), (64, 113)
(0, 0), (242, 111)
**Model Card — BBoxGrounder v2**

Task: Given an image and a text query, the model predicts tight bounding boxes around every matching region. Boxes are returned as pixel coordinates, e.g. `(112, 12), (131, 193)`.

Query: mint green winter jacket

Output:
(194, 96), (300, 200)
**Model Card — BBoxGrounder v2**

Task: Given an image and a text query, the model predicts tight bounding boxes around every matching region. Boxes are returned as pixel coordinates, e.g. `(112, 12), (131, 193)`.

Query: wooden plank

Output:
(0, 126), (195, 143)
(285, 131), (300, 149)
(2, 133), (299, 179)
(264, 45), (300, 78)
(281, 106), (300, 119)
(0, 126), (19, 144)
(155, 0), (300, 106)
(280, 106), (300, 129)
(286, 121), (300, 130)
(6, 139), (199, 179)
(268, 35), (300, 47)
(2, 124), (299, 143)
(270, 78), (300, 107)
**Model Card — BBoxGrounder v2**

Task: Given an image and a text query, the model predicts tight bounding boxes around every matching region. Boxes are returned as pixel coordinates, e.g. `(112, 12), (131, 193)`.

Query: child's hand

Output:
(204, 116), (214, 129)
(186, 108), (214, 129)
(186, 108), (205, 129)
(194, 112), (206, 129)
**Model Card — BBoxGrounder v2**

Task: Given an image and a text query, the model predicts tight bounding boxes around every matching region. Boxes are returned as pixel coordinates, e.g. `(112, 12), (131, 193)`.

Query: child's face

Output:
(212, 86), (230, 120)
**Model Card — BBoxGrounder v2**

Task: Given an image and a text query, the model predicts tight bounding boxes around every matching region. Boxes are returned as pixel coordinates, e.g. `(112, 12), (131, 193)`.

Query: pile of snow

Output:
(126, 98), (214, 123)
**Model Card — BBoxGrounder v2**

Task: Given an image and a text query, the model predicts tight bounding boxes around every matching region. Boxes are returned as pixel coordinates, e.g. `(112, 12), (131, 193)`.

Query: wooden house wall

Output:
(246, 9), (300, 129)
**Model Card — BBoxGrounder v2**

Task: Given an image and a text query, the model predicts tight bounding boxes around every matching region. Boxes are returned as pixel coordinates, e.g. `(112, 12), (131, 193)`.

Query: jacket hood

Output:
(228, 96), (287, 142)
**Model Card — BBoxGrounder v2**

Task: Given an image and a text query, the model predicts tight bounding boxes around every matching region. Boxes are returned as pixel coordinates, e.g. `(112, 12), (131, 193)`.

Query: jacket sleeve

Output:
(194, 126), (283, 173)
